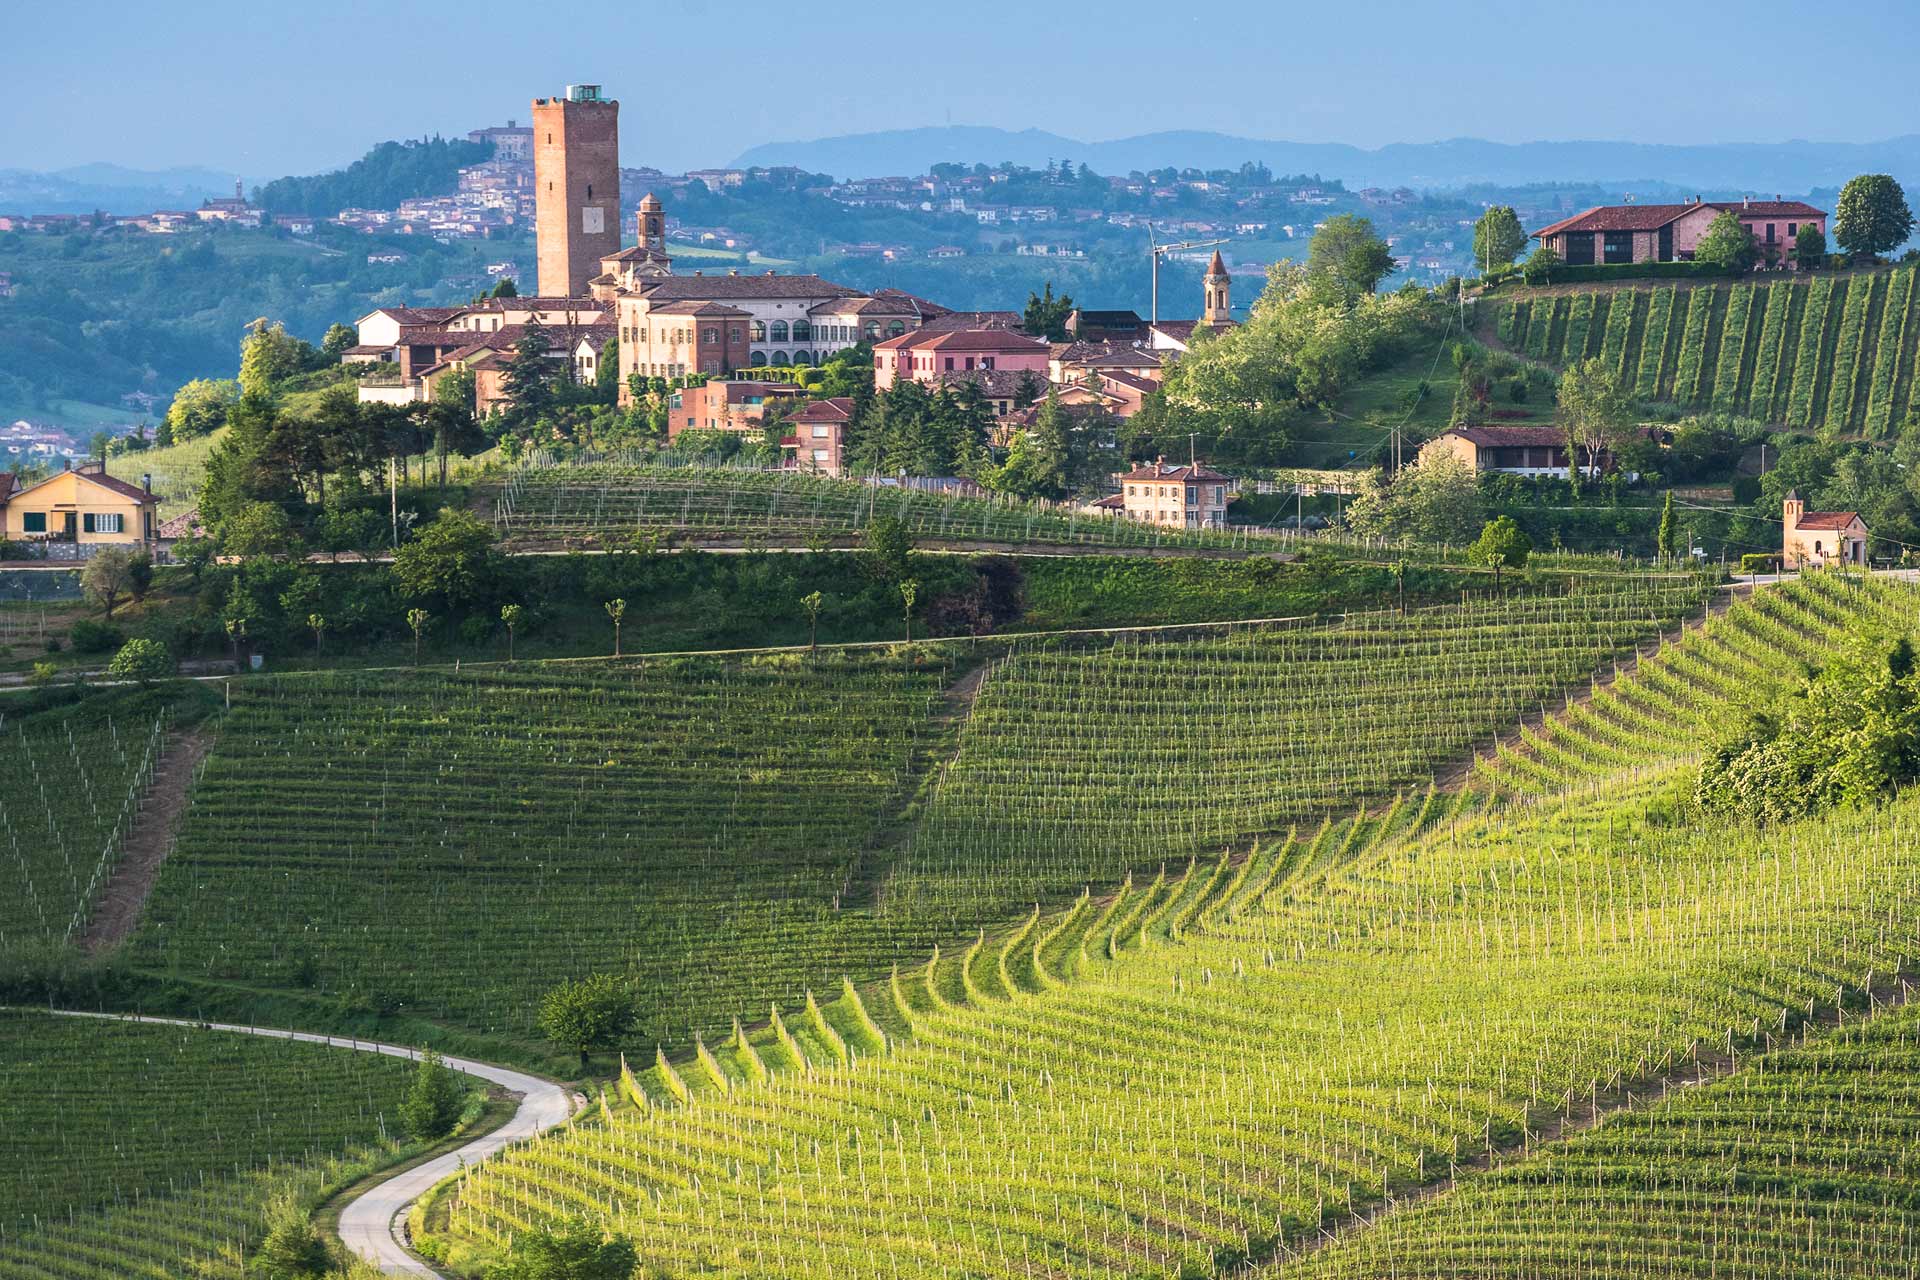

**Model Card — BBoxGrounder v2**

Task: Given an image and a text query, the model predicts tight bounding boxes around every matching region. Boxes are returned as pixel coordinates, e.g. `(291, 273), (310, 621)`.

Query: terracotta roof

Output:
(919, 310), (1022, 332)
(877, 327), (1049, 353)
(365, 306), (463, 325)
(1120, 460), (1230, 483)
(601, 245), (672, 263)
(1090, 493), (1126, 509)
(158, 508), (205, 539)
(1445, 425), (1568, 448)
(634, 274), (861, 302)
(650, 300), (752, 317)
(789, 396), (856, 423)
(1794, 510), (1864, 530)
(1532, 199), (1826, 240)
(8, 466), (157, 507)
(809, 295), (924, 317)
(344, 344), (394, 356)
(1205, 249), (1228, 277)
(872, 288), (953, 317)
(1100, 369), (1160, 393)
(936, 369), (1039, 397)
(0, 473), (15, 502)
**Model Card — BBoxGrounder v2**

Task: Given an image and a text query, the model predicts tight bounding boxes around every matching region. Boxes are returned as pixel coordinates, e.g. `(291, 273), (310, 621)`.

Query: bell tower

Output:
(1201, 249), (1231, 327)
(532, 84), (620, 298)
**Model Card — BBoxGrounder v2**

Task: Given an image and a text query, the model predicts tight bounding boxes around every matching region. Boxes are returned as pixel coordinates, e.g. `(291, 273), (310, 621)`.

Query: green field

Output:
(425, 573), (1920, 1278)
(1494, 267), (1920, 436)
(122, 581), (1701, 1064)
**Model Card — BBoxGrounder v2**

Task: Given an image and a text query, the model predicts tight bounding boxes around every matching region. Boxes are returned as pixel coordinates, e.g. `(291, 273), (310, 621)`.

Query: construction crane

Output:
(1146, 224), (1229, 326)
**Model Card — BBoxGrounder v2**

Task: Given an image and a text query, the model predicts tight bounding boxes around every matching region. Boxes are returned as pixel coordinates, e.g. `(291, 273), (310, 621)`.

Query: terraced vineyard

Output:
(1494, 267), (1920, 436)
(126, 582), (1705, 1059)
(483, 461), (1270, 549)
(425, 573), (1920, 1280)
(0, 714), (166, 949)
(1286, 999), (1920, 1278)
(0, 1010), (413, 1277)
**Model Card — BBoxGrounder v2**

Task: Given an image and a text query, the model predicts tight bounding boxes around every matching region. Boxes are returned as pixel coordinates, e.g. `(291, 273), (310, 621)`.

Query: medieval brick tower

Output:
(532, 84), (620, 298)
(1201, 249), (1232, 327)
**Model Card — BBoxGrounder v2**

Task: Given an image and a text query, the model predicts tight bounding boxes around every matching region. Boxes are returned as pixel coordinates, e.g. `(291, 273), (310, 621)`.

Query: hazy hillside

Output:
(0, 163), (242, 214)
(737, 126), (1920, 188)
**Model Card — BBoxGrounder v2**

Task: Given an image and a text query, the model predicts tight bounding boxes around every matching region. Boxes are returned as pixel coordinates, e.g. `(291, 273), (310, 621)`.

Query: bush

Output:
(106, 638), (172, 683)
(1739, 553), (1780, 574)
(69, 619), (125, 654)
(400, 1049), (466, 1141)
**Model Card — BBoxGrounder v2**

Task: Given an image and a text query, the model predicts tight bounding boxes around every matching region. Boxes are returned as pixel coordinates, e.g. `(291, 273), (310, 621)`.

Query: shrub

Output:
(1739, 553), (1780, 574)
(106, 638), (172, 683)
(69, 619), (124, 654)
(400, 1050), (466, 1141)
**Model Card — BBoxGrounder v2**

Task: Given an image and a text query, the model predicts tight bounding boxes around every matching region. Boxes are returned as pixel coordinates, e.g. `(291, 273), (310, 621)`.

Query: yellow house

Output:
(2, 464), (159, 546)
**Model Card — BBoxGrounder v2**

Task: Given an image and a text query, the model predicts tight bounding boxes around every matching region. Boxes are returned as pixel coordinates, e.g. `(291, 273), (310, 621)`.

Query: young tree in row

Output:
(501, 603), (524, 661)
(605, 598), (626, 657)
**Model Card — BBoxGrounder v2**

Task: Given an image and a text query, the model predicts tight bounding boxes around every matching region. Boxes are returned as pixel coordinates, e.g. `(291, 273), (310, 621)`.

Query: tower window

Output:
(587, 184), (593, 199)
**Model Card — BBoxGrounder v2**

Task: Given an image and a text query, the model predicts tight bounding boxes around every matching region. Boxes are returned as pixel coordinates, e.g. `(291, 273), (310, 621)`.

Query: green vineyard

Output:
(1287, 1000), (1920, 1279)
(1494, 267), (1920, 436)
(484, 462), (1269, 550)
(423, 574), (1920, 1279)
(127, 583), (1705, 1060)
(0, 1011), (413, 1278)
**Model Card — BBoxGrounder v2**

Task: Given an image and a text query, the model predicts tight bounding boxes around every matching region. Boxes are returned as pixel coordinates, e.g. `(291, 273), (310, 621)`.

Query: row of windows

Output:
(21, 511), (124, 534)
(1123, 485), (1226, 504)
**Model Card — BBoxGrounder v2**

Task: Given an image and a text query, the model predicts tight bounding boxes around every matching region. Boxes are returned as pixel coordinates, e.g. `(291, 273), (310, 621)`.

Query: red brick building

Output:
(666, 379), (807, 439)
(1531, 197), (1826, 269)
(781, 398), (856, 476)
(532, 85), (621, 297)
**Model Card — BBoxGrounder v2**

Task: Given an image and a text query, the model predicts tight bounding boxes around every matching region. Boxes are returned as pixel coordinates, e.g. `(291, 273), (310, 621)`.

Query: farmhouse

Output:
(0, 463), (159, 547)
(1419, 425), (1577, 477)
(1782, 490), (1867, 568)
(1114, 458), (1232, 528)
(1531, 197), (1826, 269)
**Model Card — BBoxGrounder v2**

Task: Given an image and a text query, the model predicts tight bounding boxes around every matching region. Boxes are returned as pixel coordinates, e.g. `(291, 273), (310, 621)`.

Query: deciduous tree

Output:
(1557, 357), (1635, 486)
(82, 546), (135, 618)
(1833, 174), (1915, 259)
(399, 1050), (465, 1141)
(1306, 213), (1397, 299)
(537, 973), (639, 1069)
(1695, 210), (1757, 273)
(1472, 206), (1528, 273)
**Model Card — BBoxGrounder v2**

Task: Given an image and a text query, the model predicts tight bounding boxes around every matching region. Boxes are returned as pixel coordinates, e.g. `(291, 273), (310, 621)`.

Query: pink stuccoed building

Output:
(1531, 196), (1826, 268)
(873, 327), (1051, 390)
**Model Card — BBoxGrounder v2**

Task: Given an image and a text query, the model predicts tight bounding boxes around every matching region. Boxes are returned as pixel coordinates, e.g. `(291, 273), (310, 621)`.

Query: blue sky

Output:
(8, 0), (1920, 177)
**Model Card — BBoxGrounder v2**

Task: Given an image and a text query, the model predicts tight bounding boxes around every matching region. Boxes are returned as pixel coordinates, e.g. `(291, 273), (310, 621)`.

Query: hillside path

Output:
(76, 728), (215, 954)
(42, 1010), (573, 1276)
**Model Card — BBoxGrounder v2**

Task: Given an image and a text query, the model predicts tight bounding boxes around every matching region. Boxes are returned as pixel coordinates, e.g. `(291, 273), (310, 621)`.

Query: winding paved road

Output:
(47, 1010), (573, 1276)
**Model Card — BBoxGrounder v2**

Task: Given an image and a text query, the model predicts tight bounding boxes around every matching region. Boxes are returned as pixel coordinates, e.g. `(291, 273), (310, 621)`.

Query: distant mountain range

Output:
(0, 164), (242, 215)
(734, 127), (1920, 191)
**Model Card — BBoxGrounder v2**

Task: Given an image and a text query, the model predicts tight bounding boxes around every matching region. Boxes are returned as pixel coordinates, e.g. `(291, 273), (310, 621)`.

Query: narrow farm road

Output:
(43, 1010), (573, 1276)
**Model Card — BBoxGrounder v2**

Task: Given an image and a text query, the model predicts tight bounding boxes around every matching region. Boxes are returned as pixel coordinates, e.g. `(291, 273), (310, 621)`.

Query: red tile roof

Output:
(635, 274), (861, 302)
(789, 396), (856, 423)
(1446, 425), (1568, 448)
(1532, 199), (1825, 239)
(1206, 248), (1228, 277)
(1794, 510), (1864, 530)
(1121, 460), (1230, 483)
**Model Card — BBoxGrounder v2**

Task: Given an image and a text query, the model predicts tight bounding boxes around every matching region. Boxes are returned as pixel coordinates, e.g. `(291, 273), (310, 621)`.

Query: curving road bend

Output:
(46, 1010), (573, 1276)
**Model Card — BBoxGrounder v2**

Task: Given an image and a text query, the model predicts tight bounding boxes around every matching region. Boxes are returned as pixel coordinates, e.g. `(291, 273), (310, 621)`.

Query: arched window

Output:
(791, 319), (811, 341)
(770, 320), (789, 341)
(751, 320), (766, 342)
(792, 351), (811, 366)
(886, 320), (906, 337)
(771, 351), (790, 366)
(749, 351), (767, 367)
(864, 321), (881, 341)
